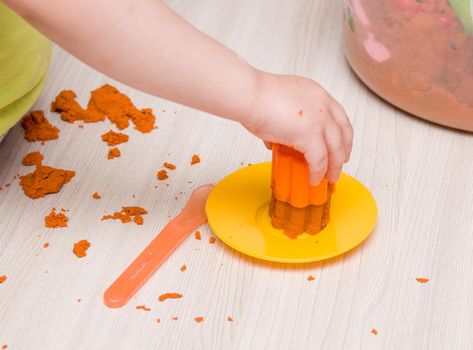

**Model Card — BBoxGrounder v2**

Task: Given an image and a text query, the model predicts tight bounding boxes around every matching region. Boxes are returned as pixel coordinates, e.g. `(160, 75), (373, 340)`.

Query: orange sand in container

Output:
(158, 293), (183, 302)
(0, 275), (6, 284)
(157, 170), (168, 180)
(101, 206), (148, 225)
(191, 154), (200, 165)
(163, 162), (176, 170)
(44, 208), (69, 228)
(136, 305), (151, 311)
(20, 165), (75, 199)
(22, 151), (44, 166)
(21, 110), (59, 142)
(73, 239), (90, 258)
(101, 130), (129, 146)
(416, 278), (430, 284)
(92, 192), (101, 200)
(195, 317), (204, 323)
(88, 84), (156, 133)
(194, 231), (201, 240)
(51, 90), (104, 123)
(107, 147), (121, 159)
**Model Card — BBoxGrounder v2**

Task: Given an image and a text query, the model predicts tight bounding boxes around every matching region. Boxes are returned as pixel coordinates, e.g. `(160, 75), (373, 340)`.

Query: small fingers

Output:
(324, 123), (346, 183)
(329, 102), (353, 162)
(302, 136), (328, 185)
(263, 140), (273, 150)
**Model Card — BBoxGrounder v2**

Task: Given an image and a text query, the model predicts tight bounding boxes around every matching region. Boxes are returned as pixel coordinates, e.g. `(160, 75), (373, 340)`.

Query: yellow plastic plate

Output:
(206, 162), (377, 263)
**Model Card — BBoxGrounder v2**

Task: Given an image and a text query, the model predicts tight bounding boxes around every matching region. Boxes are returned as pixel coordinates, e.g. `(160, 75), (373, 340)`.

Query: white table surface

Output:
(2, 0), (473, 349)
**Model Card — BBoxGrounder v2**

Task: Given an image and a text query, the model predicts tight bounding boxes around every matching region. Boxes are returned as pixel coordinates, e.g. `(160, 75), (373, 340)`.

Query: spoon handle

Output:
(103, 185), (212, 308)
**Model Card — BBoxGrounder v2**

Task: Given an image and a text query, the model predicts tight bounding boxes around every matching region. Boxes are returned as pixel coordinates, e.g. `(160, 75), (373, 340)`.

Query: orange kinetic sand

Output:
(92, 192), (101, 200)
(20, 165), (75, 199)
(158, 293), (183, 302)
(107, 147), (121, 159)
(180, 265), (187, 272)
(191, 154), (200, 165)
(51, 90), (105, 123)
(416, 278), (430, 284)
(136, 305), (151, 311)
(195, 317), (204, 323)
(269, 144), (334, 238)
(43, 243), (49, 248)
(227, 316), (234, 322)
(163, 162), (176, 170)
(101, 130), (129, 146)
(194, 231), (201, 240)
(101, 206), (148, 225)
(0, 275), (6, 284)
(157, 170), (168, 180)
(73, 239), (90, 258)
(22, 151), (44, 166)
(44, 208), (69, 228)
(21, 110), (59, 142)
(371, 329), (378, 335)
(307, 275), (315, 281)
(88, 84), (156, 132)
(209, 236), (216, 244)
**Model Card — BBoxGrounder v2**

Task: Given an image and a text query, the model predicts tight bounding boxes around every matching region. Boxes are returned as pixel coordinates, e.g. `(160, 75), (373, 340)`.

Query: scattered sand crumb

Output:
(73, 240), (90, 258)
(191, 154), (200, 165)
(158, 293), (183, 302)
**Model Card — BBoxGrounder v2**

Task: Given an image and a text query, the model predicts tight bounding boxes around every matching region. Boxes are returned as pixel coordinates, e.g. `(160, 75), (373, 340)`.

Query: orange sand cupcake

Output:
(269, 144), (335, 238)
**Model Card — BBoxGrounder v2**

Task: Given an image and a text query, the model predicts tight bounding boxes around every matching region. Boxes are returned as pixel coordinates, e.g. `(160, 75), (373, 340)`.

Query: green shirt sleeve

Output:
(0, 1), (51, 135)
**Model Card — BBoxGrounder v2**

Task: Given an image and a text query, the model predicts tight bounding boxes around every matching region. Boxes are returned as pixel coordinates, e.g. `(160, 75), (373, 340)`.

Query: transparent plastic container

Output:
(343, 0), (473, 131)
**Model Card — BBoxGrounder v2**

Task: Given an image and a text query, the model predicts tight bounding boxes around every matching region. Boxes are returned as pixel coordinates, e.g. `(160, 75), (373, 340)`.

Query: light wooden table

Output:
(2, 0), (473, 349)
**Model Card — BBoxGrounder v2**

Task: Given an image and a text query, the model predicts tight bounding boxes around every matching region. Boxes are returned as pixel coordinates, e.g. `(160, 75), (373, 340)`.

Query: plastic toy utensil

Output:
(103, 184), (214, 308)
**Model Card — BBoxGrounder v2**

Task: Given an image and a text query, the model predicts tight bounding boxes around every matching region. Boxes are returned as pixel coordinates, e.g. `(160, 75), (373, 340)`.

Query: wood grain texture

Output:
(2, 0), (473, 349)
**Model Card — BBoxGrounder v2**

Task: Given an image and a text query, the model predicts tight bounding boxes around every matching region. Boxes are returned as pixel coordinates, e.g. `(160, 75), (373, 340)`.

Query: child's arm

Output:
(5, 0), (352, 184)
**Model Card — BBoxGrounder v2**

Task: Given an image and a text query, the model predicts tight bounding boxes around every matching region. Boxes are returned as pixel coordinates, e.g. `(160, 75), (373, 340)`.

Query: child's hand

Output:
(245, 71), (353, 185)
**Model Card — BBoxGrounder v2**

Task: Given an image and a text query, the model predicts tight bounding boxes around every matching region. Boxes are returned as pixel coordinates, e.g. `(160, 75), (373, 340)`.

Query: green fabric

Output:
(0, 1), (51, 135)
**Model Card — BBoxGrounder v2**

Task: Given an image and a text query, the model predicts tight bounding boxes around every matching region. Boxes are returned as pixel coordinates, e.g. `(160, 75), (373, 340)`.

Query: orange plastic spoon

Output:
(104, 184), (214, 308)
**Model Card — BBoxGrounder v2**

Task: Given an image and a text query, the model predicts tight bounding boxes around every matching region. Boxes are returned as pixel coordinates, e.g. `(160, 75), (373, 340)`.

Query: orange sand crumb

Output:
(158, 293), (183, 302)
(101, 206), (148, 225)
(156, 319), (161, 323)
(0, 275), (6, 284)
(136, 305), (151, 311)
(43, 243), (49, 248)
(73, 239), (90, 258)
(209, 236), (216, 244)
(195, 317), (204, 323)
(180, 265), (187, 272)
(371, 329), (378, 335)
(77, 298), (81, 303)
(307, 275), (315, 281)
(101, 130), (129, 146)
(107, 147), (121, 159)
(191, 154), (200, 165)
(163, 162), (176, 170)
(157, 170), (168, 180)
(44, 208), (68, 228)
(51, 90), (105, 123)
(78, 125), (84, 129)
(171, 317), (178, 320)
(92, 192), (101, 200)
(227, 316), (234, 322)
(21, 110), (59, 142)
(416, 278), (430, 284)
(1, 345), (7, 349)
(22, 151), (44, 166)
(88, 84), (156, 132)
(4, 184), (10, 187)
(195, 231), (201, 240)
(20, 165), (75, 199)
